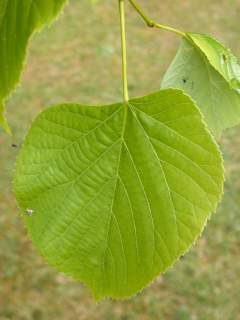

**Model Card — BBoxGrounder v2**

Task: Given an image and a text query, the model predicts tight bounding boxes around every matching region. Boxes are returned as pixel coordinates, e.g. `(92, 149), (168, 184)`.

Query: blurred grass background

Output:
(1, 0), (240, 319)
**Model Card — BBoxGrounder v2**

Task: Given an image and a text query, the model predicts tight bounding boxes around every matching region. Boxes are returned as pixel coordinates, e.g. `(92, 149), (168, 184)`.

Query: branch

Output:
(128, 0), (185, 37)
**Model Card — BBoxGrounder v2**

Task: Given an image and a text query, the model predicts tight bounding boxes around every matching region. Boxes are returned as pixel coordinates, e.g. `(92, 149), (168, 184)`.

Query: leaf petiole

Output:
(119, 0), (129, 103)
(128, 0), (185, 37)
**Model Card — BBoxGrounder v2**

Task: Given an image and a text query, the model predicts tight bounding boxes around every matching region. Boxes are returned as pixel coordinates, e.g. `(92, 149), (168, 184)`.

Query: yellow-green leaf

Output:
(162, 33), (240, 138)
(14, 89), (224, 299)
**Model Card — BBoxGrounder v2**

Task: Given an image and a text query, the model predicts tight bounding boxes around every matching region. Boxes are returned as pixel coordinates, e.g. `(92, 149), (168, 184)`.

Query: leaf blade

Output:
(188, 33), (240, 86)
(0, 0), (68, 132)
(161, 35), (240, 138)
(14, 89), (224, 299)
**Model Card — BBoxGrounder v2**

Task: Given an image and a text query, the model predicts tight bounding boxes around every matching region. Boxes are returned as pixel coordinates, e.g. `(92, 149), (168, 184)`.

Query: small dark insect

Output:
(11, 143), (18, 148)
(221, 53), (228, 66)
(222, 53), (227, 62)
(26, 209), (34, 217)
(182, 78), (188, 84)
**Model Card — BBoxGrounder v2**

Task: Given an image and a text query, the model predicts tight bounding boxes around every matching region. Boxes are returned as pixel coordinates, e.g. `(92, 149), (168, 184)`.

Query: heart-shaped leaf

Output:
(0, 0), (68, 132)
(161, 33), (240, 138)
(14, 89), (224, 299)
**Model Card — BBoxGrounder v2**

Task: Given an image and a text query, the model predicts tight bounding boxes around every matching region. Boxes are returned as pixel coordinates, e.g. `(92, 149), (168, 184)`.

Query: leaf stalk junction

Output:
(128, 0), (185, 37)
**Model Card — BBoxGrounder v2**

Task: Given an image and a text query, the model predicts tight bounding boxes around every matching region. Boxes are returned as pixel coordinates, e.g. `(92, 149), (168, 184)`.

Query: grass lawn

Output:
(0, 0), (240, 319)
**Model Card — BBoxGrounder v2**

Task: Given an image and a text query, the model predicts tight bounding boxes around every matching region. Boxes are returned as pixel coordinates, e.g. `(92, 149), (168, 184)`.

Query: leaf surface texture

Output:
(14, 89), (224, 299)
(162, 33), (240, 138)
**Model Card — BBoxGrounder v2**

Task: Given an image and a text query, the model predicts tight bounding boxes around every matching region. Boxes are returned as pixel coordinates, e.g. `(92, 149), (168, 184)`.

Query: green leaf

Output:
(189, 33), (240, 87)
(14, 89), (224, 300)
(0, 0), (68, 132)
(0, 102), (11, 134)
(161, 33), (240, 138)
